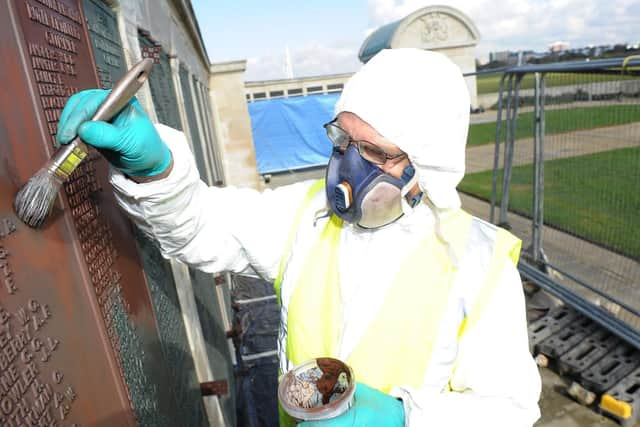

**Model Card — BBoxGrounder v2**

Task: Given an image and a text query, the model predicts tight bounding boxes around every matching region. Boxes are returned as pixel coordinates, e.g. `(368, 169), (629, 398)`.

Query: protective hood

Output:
(335, 48), (470, 209)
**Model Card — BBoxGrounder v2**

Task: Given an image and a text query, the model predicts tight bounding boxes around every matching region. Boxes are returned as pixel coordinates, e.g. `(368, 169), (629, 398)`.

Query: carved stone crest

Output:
(420, 13), (448, 43)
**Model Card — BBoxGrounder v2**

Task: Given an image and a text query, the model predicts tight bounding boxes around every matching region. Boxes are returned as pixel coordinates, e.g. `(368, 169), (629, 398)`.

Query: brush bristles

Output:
(14, 169), (63, 228)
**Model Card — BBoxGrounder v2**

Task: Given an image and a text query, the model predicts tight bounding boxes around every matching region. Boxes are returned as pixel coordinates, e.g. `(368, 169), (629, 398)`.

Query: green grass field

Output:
(458, 147), (640, 259)
(476, 73), (637, 94)
(467, 104), (640, 147)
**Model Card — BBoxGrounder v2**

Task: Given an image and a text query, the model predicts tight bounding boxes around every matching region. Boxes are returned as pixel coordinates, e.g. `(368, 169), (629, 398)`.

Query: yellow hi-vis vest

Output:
(275, 180), (521, 426)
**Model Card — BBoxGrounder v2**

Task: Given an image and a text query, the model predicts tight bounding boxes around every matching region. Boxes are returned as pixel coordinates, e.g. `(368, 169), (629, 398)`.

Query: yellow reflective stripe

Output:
(287, 214), (343, 364)
(274, 179), (325, 303)
(347, 212), (470, 392)
(457, 227), (521, 340)
(285, 208), (472, 394)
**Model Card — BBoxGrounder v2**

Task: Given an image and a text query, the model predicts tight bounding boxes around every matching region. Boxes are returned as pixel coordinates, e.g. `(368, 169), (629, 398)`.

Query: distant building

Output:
(245, 73), (351, 103)
(490, 51), (510, 63)
(549, 41), (570, 53)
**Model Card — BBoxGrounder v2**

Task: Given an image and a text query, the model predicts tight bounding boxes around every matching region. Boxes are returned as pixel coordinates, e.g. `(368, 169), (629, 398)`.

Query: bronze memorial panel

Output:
(0, 0), (198, 424)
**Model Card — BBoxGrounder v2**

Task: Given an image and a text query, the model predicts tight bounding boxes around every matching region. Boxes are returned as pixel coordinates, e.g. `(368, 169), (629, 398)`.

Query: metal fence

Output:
(465, 57), (640, 348)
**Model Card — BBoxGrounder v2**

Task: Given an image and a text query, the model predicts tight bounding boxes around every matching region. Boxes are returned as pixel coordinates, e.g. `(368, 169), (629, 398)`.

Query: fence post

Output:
(490, 73), (508, 223)
(499, 73), (523, 227)
(532, 72), (546, 263)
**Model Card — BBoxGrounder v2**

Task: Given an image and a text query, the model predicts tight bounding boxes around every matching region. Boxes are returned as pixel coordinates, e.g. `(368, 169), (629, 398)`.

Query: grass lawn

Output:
(476, 73), (637, 95)
(467, 104), (640, 147)
(458, 147), (640, 259)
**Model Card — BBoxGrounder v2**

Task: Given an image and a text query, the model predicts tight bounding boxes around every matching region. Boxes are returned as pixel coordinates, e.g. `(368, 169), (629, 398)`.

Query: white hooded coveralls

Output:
(109, 49), (541, 426)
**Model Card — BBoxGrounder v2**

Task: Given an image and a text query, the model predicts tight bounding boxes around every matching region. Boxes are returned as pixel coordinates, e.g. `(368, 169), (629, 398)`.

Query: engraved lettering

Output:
(59, 402), (70, 420)
(45, 31), (77, 53)
(33, 69), (63, 85)
(33, 0), (82, 24)
(12, 398), (31, 422)
(3, 342), (17, 365)
(37, 83), (74, 97)
(0, 330), (9, 349)
(26, 3), (81, 39)
(22, 365), (37, 389)
(48, 122), (58, 135)
(52, 371), (63, 385)
(0, 219), (16, 239)
(0, 364), (19, 395)
(3, 276), (16, 295)
(64, 386), (75, 402)
(0, 353), (7, 371)
(21, 325), (31, 343)
(0, 306), (10, 325)
(46, 337), (58, 352)
(31, 314), (42, 332)
(4, 220), (16, 234)
(102, 52), (120, 68)
(27, 300), (39, 313)
(1, 395), (13, 415)
(15, 309), (28, 326)
(0, 259), (11, 277)
(20, 350), (32, 364)
(30, 381), (52, 419)
(53, 391), (63, 408)
(31, 338), (42, 352)
(44, 108), (62, 122)
(40, 305), (51, 321)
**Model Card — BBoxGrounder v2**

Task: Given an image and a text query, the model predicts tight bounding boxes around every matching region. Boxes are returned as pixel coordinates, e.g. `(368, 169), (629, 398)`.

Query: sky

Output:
(192, 0), (640, 82)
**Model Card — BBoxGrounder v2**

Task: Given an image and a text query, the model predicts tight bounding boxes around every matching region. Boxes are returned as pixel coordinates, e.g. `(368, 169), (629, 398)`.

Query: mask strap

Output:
(400, 165), (419, 214)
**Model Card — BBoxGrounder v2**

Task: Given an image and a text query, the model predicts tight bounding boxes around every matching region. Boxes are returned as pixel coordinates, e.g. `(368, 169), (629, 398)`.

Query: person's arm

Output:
(109, 124), (312, 279)
(391, 260), (541, 427)
(56, 89), (311, 279)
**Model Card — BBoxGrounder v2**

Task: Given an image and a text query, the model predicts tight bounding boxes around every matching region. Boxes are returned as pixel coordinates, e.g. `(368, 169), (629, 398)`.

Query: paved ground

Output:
(535, 368), (617, 427)
(466, 122), (640, 173)
(461, 194), (640, 318)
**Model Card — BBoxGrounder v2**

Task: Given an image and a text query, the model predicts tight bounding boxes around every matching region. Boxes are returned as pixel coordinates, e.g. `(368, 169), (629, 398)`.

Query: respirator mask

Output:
(324, 121), (418, 229)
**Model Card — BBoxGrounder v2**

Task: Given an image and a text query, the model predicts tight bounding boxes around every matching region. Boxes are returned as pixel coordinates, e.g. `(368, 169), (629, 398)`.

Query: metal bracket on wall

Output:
(226, 323), (243, 339)
(141, 45), (161, 64)
(200, 380), (229, 397)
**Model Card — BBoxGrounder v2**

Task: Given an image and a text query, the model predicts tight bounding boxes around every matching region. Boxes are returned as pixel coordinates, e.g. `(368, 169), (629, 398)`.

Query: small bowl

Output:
(278, 357), (356, 421)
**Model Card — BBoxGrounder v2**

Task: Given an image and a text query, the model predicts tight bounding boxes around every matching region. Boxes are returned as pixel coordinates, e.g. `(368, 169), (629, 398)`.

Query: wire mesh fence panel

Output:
(461, 60), (640, 341)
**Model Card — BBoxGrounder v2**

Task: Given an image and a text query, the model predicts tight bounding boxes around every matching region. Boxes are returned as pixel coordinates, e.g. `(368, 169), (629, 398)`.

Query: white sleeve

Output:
(391, 260), (541, 427)
(108, 124), (314, 280)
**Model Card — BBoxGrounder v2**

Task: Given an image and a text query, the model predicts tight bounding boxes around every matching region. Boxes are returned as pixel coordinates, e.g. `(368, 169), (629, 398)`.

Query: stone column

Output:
(209, 61), (262, 189)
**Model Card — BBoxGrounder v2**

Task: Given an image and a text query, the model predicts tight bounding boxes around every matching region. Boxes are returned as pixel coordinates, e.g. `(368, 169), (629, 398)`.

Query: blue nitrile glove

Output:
(56, 89), (171, 177)
(299, 382), (405, 427)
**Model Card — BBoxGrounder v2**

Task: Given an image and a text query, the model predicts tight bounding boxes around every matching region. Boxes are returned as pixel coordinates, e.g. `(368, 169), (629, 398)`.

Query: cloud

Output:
(245, 0), (640, 80)
(245, 40), (362, 81)
(368, 0), (639, 54)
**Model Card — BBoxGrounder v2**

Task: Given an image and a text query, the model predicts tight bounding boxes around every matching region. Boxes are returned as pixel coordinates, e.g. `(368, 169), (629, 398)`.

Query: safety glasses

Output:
(324, 120), (407, 165)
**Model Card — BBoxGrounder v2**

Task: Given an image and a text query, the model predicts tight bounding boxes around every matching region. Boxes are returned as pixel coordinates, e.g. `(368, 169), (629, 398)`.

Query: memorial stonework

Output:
(359, 5), (481, 108)
(179, 65), (208, 181)
(139, 32), (182, 132)
(0, 1), (205, 425)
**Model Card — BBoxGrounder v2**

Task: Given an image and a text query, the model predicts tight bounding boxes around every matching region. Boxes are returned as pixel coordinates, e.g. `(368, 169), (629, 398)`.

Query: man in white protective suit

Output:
(56, 48), (541, 426)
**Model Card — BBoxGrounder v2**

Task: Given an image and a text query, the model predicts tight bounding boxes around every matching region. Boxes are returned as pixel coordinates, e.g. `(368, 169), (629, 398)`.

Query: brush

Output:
(14, 58), (154, 228)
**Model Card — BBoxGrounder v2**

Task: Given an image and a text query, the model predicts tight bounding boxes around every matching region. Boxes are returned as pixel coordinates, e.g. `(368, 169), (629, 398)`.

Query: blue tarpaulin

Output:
(248, 93), (339, 174)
